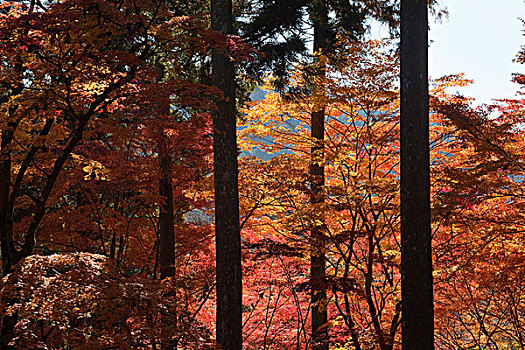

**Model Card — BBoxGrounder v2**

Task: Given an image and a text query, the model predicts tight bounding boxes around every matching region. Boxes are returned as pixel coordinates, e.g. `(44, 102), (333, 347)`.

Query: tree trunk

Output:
(158, 130), (177, 350)
(211, 0), (242, 349)
(400, 0), (434, 349)
(310, 1), (328, 349)
(159, 133), (176, 280)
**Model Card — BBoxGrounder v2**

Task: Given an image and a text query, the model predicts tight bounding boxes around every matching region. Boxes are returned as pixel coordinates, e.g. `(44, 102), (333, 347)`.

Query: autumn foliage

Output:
(0, 1), (524, 349)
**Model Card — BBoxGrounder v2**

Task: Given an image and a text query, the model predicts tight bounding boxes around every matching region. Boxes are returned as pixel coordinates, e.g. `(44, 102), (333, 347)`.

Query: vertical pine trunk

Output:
(155, 61), (177, 347)
(157, 95), (177, 348)
(211, 0), (242, 349)
(310, 1), (328, 349)
(159, 133), (176, 281)
(400, 0), (434, 349)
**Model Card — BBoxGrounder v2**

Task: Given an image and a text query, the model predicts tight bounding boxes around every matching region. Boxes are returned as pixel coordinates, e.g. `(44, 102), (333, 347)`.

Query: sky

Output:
(428, 0), (524, 104)
(372, 0), (525, 105)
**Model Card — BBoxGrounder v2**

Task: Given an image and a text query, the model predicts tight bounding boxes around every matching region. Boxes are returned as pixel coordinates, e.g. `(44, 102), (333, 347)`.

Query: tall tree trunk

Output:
(154, 61), (178, 347)
(400, 0), (434, 349)
(211, 0), (242, 349)
(159, 132), (176, 280)
(310, 1), (328, 349)
(158, 131), (177, 350)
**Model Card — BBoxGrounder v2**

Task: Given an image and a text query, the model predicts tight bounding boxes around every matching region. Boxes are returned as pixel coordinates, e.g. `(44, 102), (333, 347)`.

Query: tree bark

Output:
(159, 130), (177, 350)
(211, 0), (242, 349)
(400, 0), (434, 349)
(159, 136), (176, 280)
(310, 1), (328, 349)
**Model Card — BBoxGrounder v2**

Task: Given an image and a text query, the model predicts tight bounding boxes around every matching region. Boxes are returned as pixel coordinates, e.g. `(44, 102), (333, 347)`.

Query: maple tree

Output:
(1, 253), (216, 349)
(0, 0), (218, 347)
(238, 39), (402, 349)
(428, 27), (525, 348)
(0, 0), (215, 275)
(431, 95), (525, 348)
(242, 2), (401, 347)
(237, 37), (525, 350)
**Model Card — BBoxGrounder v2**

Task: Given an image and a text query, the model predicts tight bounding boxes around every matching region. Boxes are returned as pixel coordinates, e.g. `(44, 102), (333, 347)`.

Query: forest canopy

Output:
(0, 0), (524, 349)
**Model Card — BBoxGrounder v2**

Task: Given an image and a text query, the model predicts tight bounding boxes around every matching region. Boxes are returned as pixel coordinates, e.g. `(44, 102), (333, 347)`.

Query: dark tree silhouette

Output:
(310, 1), (329, 348)
(400, 0), (434, 349)
(211, 0), (243, 349)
